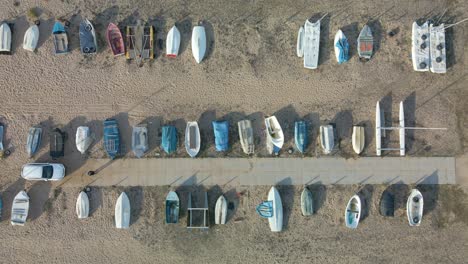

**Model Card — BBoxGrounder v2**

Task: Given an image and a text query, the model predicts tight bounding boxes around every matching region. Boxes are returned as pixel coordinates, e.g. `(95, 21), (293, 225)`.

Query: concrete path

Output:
(60, 157), (456, 187)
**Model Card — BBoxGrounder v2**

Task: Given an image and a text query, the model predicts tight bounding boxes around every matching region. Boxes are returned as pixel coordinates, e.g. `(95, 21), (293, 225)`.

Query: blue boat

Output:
(161, 126), (177, 154)
(294, 121), (308, 153)
(213, 120), (229, 151)
(334, 29), (349, 64)
(103, 119), (120, 159)
(52, 21), (69, 55)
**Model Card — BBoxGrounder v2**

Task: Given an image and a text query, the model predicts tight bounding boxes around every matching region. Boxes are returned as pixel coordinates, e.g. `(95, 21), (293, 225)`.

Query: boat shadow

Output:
(125, 186), (143, 226)
(276, 177), (293, 231)
(87, 186), (103, 217)
(307, 181), (327, 214)
(10, 15), (28, 56)
(28, 181), (52, 221)
(341, 22), (359, 60)
(331, 110), (353, 155)
(416, 171), (439, 216)
(403, 92), (416, 155)
(368, 19), (383, 56)
(303, 112), (320, 156)
(176, 18), (192, 57)
(36, 18), (55, 51)
(202, 20), (215, 62)
(273, 105), (301, 156)
(139, 116), (164, 157)
(357, 184), (374, 222)
(247, 111), (266, 156)
(148, 15), (166, 61)
(312, 13), (331, 66)
(197, 109), (217, 156)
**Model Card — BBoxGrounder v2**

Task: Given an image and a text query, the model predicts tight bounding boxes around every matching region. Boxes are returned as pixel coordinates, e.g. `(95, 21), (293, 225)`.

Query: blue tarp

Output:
(256, 201), (273, 218)
(295, 121), (308, 153)
(336, 35), (349, 64)
(52, 22), (65, 34)
(212, 121), (229, 151)
(103, 119), (120, 159)
(161, 126), (177, 154)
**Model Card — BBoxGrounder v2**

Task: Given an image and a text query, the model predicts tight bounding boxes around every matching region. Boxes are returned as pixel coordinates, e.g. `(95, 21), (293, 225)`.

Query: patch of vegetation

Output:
(27, 7), (40, 21)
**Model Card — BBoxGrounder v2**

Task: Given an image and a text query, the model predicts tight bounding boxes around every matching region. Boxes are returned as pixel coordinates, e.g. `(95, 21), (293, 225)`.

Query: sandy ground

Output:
(0, 0), (468, 263)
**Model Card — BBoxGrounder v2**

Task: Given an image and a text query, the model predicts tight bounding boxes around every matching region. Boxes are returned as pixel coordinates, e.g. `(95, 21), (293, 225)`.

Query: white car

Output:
(21, 163), (65, 181)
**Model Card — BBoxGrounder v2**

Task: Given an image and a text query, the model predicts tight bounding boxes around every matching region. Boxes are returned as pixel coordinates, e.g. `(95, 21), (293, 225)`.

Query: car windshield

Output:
(42, 165), (54, 179)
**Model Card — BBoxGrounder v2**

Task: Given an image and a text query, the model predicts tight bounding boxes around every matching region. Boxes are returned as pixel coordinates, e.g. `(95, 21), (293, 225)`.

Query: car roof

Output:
(23, 164), (48, 179)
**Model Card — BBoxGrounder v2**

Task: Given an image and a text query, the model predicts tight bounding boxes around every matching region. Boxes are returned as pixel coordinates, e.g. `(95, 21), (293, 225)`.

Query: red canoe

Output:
(107, 23), (125, 56)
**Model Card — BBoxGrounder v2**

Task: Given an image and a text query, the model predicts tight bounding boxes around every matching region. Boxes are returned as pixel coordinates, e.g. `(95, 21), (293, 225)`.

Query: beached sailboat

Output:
(0, 22), (11, 54)
(76, 191), (89, 219)
(191, 25), (206, 63)
(334, 29), (349, 64)
(357, 25), (373, 60)
(76, 126), (92, 154)
(429, 23), (447, 73)
(115, 192), (130, 229)
(214, 195), (228, 225)
(11, 191), (29, 226)
(106, 23), (125, 56)
(345, 194), (361, 229)
(319, 125), (334, 154)
(132, 124), (148, 158)
(303, 18), (321, 69)
(185, 121), (200, 157)
(161, 126), (177, 154)
(412, 21), (430, 71)
(238, 120), (254, 155)
(52, 21), (69, 55)
(352, 125), (365, 154)
(265, 116), (284, 155)
(213, 121), (229, 152)
(165, 191), (180, 224)
(26, 127), (42, 157)
(407, 189), (423, 226)
(23, 25), (39, 52)
(103, 119), (120, 159)
(166, 25), (181, 58)
(79, 19), (97, 55)
(126, 20), (154, 64)
(294, 121), (308, 153)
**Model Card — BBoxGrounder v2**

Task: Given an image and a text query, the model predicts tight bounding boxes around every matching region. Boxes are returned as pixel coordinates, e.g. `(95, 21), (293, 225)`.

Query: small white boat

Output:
(0, 22), (12, 54)
(319, 125), (334, 154)
(115, 192), (130, 229)
(191, 26), (206, 63)
(376, 101), (382, 156)
(11, 191), (29, 226)
(296, 26), (304, 57)
(214, 195), (227, 225)
(345, 194), (361, 229)
(76, 191), (89, 219)
(399, 101), (405, 156)
(301, 188), (313, 216)
(334, 29), (349, 64)
(429, 23), (447, 74)
(407, 189), (423, 226)
(132, 125), (148, 158)
(76, 126), (92, 154)
(352, 125), (365, 154)
(303, 19), (321, 69)
(23, 25), (39, 52)
(357, 24), (373, 60)
(268, 187), (283, 232)
(238, 120), (254, 155)
(185, 121), (200, 157)
(166, 25), (181, 58)
(412, 21), (430, 72)
(265, 116), (284, 155)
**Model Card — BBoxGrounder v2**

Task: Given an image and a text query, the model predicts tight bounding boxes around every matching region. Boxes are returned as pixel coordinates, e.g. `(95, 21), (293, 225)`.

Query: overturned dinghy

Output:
(429, 23), (447, 74)
(76, 191), (89, 219)
(213, 121), (229, 152)
(215, 195), (228, 225)
(161, 126), (177, 154)
(26, 127), (42, 157)
(126, 20), (154, 64)
(52, 21), (69, 55)
(407, 189), (423, 226)
(115, 192), (130, 229)
(345, 195), (361, 229)
(192, 25), (206, 63)
(352, 125), (365, 154)
(76, 126), (92, 154)
(132, 124), (148, 158)
(412, 21), (430, 71)
(334, 29), (349, 64)
(107, 23), (125, 56)
(166, 25), (181, 58)
(265, 116), (284, 155)
(165, 191), (180, 224)
(23, 25), (39, 52)
(50, 128), (65, 159)
(319, 125), (334, 154)
(301, 187), (314, 216)
(0, 22), (11, 54)
(11, 191), (29, 226)
(294, 121), (308, 153)
(357, 25), (373, 60)
(103, 119), (120, 159)
(303, 19), (321, 69)
(185, 121), (200, 157)
(238, 120), (254, 155)
(256, 187), (283, 232)
(79, 19), (97, 55)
